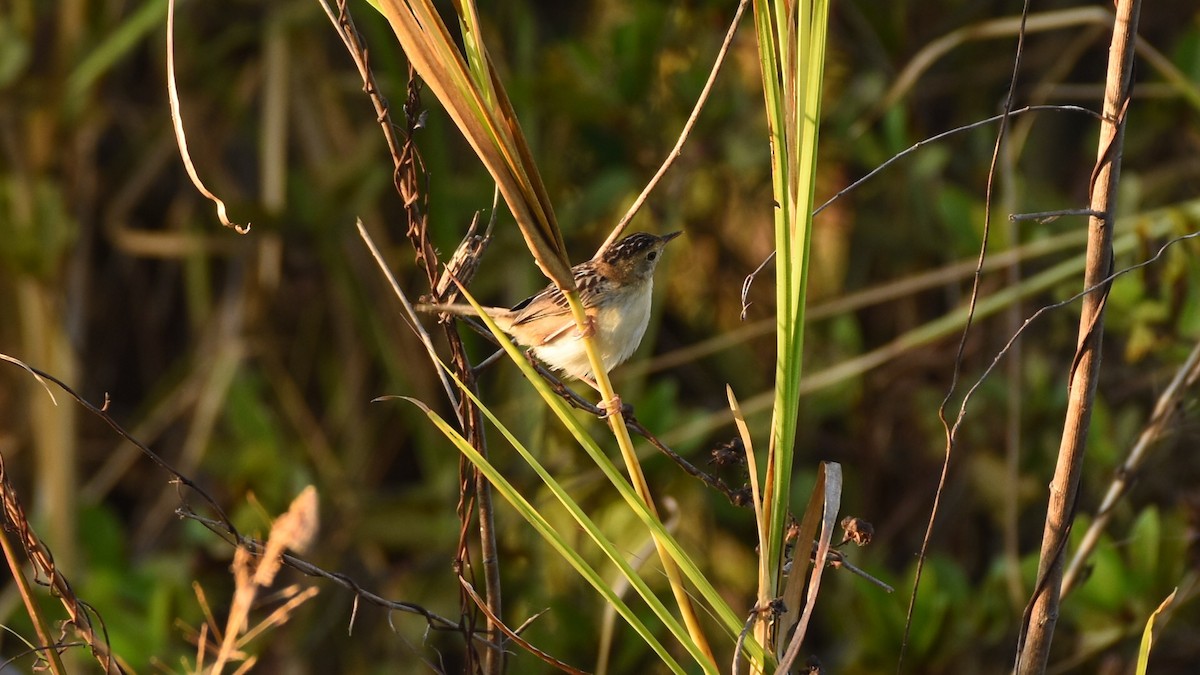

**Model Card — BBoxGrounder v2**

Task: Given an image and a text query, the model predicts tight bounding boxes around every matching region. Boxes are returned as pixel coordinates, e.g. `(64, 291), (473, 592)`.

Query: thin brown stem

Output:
(0, 526), (67, 675)
(1016, 0), (1141, 671)
(597, 0), (750, 257)
(902, 0), (1036, 666)
(319, 2), (503, 668)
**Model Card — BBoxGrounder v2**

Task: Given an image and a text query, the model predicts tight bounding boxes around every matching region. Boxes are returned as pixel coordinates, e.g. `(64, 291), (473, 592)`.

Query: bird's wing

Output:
(507, 288), (576, 346)
(509, 263), (608, 326)
(508, 284), (572, 326)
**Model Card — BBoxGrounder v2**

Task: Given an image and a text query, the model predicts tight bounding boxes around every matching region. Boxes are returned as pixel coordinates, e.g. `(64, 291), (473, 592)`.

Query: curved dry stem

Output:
(597, 0), (751, 257)
(165, 0), (249, 233)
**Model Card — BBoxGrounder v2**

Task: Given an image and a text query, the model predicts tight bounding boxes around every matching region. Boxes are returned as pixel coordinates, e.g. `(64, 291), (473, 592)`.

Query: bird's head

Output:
(600, 231), (682, 283)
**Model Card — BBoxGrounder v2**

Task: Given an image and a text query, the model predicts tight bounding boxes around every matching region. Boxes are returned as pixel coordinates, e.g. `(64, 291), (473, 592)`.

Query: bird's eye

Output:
(647, 251), (658, 261)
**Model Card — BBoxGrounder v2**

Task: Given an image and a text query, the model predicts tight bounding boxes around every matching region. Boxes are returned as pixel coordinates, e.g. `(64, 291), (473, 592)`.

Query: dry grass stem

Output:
(210, 487), (319, 674)
(1018, 0), (1142, 670)
(165, 0), (249, 233)
(776, 463), (842, 671)
(598, 0), (751, 257)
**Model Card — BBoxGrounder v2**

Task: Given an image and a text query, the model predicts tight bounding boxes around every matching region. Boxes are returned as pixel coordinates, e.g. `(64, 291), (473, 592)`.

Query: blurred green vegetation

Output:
(2, 0), (1200, 672)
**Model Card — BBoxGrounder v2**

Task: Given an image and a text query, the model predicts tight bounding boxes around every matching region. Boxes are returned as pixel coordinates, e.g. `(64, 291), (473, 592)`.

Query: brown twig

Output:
(459, 580), (588, 675)
(1017, 0), (1141, 670)
(596, 0), (751, 258)
(317, 2), (503, 669)
(821, 547), (893, 593)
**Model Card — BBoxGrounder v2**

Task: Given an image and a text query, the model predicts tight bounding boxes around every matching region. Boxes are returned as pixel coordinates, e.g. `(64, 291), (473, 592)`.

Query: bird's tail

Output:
(415, 303), (480, 317)
(417, 303), (515, 332)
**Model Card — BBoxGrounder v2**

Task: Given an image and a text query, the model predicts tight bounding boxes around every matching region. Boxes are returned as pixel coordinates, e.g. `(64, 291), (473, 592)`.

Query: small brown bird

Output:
(425, 231), (681, 383)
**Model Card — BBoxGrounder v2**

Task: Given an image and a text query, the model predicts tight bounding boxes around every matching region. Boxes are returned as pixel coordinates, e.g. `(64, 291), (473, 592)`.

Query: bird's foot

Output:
(598, 394), (626, 419)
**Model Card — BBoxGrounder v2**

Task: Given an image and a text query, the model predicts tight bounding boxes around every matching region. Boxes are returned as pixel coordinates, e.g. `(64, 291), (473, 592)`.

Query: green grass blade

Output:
(752, 0), (831, 605)
(452, 285), (757, 662)
(406, 397), (690, 674)
(1135, 588), (1177, 675)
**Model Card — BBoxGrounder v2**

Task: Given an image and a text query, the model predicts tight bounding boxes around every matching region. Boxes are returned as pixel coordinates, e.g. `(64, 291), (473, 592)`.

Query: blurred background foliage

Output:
(2, 0), (1200, 672)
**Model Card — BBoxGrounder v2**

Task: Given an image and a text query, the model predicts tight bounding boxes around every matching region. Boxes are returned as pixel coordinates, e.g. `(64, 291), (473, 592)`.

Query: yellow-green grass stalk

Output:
(451, 282), (765, 666)
(750, 0), (831, 613)
(729, 386), (776, 673)
(1135, 588), (1176, 675)
(409, 398), (691, 673)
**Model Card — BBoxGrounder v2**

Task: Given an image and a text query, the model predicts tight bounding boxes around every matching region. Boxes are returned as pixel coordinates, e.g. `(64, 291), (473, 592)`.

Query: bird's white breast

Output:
(596, 280), (652, 372)
(530, 280), (653, 380)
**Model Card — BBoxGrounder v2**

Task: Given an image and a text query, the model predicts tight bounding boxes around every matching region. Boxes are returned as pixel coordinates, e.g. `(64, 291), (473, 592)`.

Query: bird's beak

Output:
(661, 231), (683, 244)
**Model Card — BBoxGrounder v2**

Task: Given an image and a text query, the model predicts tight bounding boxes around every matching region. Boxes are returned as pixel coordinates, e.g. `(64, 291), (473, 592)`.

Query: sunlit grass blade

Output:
(451, 283), (759, 664)
(1135, 588), (1176, 675)
(751, 0), (831, 611)
(371, 0), (572, 289)
(729, 385), (776, 674)
(405, 396), (691, 674)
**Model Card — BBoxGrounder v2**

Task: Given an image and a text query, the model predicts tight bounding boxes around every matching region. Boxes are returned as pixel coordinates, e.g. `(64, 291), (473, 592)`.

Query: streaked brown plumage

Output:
(424, 231), (681, 381)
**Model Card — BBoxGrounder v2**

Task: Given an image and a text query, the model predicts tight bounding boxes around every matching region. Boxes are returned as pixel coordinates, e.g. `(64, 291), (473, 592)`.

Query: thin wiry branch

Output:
(953, 229), (1200, 458)
(739, 104), (1101, 317)
(0, 360), (163, 674)
(598, 0), (751, 256)
(3, 357), (496, 663)
(178, 509), (492, 645)
(902, 0), (1036, 668)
